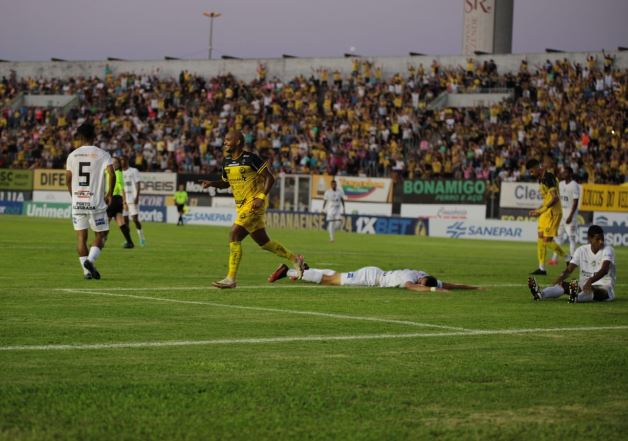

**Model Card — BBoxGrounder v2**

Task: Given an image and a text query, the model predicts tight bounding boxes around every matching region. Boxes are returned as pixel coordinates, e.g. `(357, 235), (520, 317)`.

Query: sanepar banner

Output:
(399, 180), (487, 204)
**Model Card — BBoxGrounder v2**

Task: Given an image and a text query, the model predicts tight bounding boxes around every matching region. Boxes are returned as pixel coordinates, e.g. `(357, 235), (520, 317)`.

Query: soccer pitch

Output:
(1, 216), (627, 440)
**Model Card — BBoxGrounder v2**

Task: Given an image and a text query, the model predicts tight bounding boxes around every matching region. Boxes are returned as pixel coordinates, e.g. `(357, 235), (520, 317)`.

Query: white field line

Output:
(59, 289), (468, 331)
(2, 326), (628, 352)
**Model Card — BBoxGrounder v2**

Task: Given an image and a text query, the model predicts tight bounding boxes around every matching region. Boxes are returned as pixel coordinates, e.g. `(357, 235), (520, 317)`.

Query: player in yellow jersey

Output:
(200, 130), (305, 288)
(527, 156), (566, 275)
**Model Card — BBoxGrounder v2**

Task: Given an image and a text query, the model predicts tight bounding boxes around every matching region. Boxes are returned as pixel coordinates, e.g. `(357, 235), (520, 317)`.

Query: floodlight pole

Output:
(203, 11), (222, 60)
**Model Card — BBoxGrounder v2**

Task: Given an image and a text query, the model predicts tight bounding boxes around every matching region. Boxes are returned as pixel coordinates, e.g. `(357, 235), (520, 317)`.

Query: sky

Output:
(1, 0), (627, 61)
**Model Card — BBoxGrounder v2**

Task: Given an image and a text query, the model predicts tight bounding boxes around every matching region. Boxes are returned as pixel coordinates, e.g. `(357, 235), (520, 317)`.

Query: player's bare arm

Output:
(105, 164), (115, 205)
(199, 179), (230, 189)
(582, 260), (611, 293)
(66, 170), (72, 196)
(566, 197), (579, 224)
(404, 282), (449, 293)
(251, 167), (274, 210)
(553, 262), (578, 286)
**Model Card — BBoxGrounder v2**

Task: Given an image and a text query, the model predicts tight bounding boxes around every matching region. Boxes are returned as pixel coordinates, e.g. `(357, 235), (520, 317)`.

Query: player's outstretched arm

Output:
(404, 283), (449, 293)
(441, 282), (481, 290)
(553, 262), (578, 286)
(199, 179), (230, 189)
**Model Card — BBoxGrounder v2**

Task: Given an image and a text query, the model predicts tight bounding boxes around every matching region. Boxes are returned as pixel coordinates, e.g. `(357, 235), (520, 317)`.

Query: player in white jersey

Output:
(322, 180), (345, 242)
(120, 156), (145, 246)
(529, 225), (616, 303)
(550, 167), (580, 264)
(65, 123), (115, 279)
(268, 264), (479, 292)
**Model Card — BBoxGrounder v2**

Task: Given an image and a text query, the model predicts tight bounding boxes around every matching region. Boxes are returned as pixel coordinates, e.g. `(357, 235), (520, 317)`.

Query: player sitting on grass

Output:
(268, 264), (479, 292)
(528, 225), (616, 303)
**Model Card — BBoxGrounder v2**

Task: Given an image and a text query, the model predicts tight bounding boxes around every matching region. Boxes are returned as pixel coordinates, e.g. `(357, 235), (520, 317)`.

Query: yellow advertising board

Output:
(33, 169), (69, 191)
(580, 184), (628, 212)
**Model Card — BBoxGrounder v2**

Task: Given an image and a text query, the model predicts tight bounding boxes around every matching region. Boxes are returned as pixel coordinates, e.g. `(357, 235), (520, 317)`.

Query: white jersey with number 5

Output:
(570, 244), (616, 289)
(559, 179), (580, 218)
(66, 145), (112, 214)
(123, 167), (141, 202)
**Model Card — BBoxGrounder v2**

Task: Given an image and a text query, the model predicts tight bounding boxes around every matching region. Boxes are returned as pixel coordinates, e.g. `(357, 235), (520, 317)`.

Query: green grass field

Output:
(1, 215), (627, 440)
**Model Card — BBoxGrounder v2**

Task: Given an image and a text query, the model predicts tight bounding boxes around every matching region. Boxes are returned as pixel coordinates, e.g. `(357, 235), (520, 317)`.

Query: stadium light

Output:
(617, 46), (628, 52)
(409, 52), (426, 56)
(51, 58), (67, 62)
(344, 53), (361, 58)
(107, 57), (126, 61)
(545, 48), (564, 53)
(0, 59), (9, 63)
(221, 55), (241, 60)
(202, 11), (222, 60)
(164, 56), (181, 60)
(282, 54), (298, 59)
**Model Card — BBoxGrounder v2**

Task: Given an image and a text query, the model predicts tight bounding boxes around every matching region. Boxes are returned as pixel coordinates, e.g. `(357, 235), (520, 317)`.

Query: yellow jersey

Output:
(539, 171), (561, 215)
(221, 151), (268, 207)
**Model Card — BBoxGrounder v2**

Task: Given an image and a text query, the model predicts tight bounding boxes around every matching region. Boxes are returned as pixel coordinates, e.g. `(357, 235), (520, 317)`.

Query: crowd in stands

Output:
(0, 52), (626, 184)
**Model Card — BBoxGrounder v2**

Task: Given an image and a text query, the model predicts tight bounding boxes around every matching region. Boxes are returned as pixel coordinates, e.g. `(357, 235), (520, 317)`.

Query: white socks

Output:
(88, 246), (101, 263)
(79, 256), (89, 275)
(137, 229), (145, 241)
(541, 285), (564, 299)
(328, 221), (335, 241)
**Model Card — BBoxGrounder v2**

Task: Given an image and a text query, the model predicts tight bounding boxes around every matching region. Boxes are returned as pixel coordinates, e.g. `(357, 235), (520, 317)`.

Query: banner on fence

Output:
(0, 169), (33, 190)
(580, 184), (628, 212)
(430, 219), (538, 242)
(311, 175), (392, 203)
(399, 180), (487, 204)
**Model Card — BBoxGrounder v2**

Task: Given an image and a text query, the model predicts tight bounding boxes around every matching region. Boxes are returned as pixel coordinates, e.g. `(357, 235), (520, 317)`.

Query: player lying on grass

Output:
(268, 264), (479, 292)
(528, 225), (616, 303)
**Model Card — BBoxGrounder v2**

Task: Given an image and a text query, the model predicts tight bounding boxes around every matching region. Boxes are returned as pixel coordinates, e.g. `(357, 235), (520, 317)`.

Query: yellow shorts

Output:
(234, 200), (266, 233)
(538, 210), (561, 237)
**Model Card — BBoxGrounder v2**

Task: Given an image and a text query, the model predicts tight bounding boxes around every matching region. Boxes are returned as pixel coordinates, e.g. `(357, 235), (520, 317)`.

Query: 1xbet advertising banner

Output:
(0, 169), (33, 190)
(398, 180), (487, 204)
(311, 175), (392, 203)
(0, 201), (23, 215)
(139, 172), (176, 195)
(265, 210), (428, 236)
(177, 173), (232, 197)
(33, 169), (68, 191)
(579, 184), (628, 212)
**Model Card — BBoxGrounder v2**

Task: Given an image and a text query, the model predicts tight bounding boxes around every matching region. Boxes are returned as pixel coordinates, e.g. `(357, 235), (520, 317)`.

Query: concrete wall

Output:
(447, 92), (512, 108)
(1, 51), (626, 82)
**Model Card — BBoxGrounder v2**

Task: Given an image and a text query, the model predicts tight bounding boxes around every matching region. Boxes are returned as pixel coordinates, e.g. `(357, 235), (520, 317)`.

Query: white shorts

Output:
(72, 210), (109, 232)
(557, 218), (577, 238)
(340, 266), (384, 287)
(124, 203), (139, 217)
(326, 208), (343, 222)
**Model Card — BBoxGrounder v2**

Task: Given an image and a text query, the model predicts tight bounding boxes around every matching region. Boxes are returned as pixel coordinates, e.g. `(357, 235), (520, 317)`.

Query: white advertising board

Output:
(310, 199), (392, 216)
(430, 218), (538, 242)
(400, 204), (486, 220)
(499, 182), (543, 209)
(32, 190), (71, 203)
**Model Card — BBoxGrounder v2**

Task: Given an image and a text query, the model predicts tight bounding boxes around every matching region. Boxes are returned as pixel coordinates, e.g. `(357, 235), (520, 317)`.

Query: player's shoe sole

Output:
(292, 255), (305, 280)
(212, 278), (236, 289)
(527, 277), (542, 301)
(268, 264), (289, 283)
(568, 280), (579, 303)
(83, 260), (101, 280)
(529, 268), (547, 276)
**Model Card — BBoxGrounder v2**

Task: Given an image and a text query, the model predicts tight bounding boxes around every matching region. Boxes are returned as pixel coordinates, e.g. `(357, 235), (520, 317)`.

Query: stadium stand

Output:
(0, 53), (626, 184)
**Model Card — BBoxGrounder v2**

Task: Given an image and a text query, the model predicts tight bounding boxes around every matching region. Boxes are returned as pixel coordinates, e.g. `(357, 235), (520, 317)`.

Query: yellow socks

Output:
(261, 240), (295, 261)
(227, 241), (242, 280)
(547, 240), (566, 257)
(537, 238), (546, 268)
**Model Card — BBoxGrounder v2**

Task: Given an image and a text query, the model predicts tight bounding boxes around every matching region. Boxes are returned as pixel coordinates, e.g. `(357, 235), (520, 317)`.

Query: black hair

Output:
(423, 276), (438, 287)
(76, 122), (96, 142)
(563, 166), (573, 176)
(587, 225), (604, 238)
(526, 159), (540, 170)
